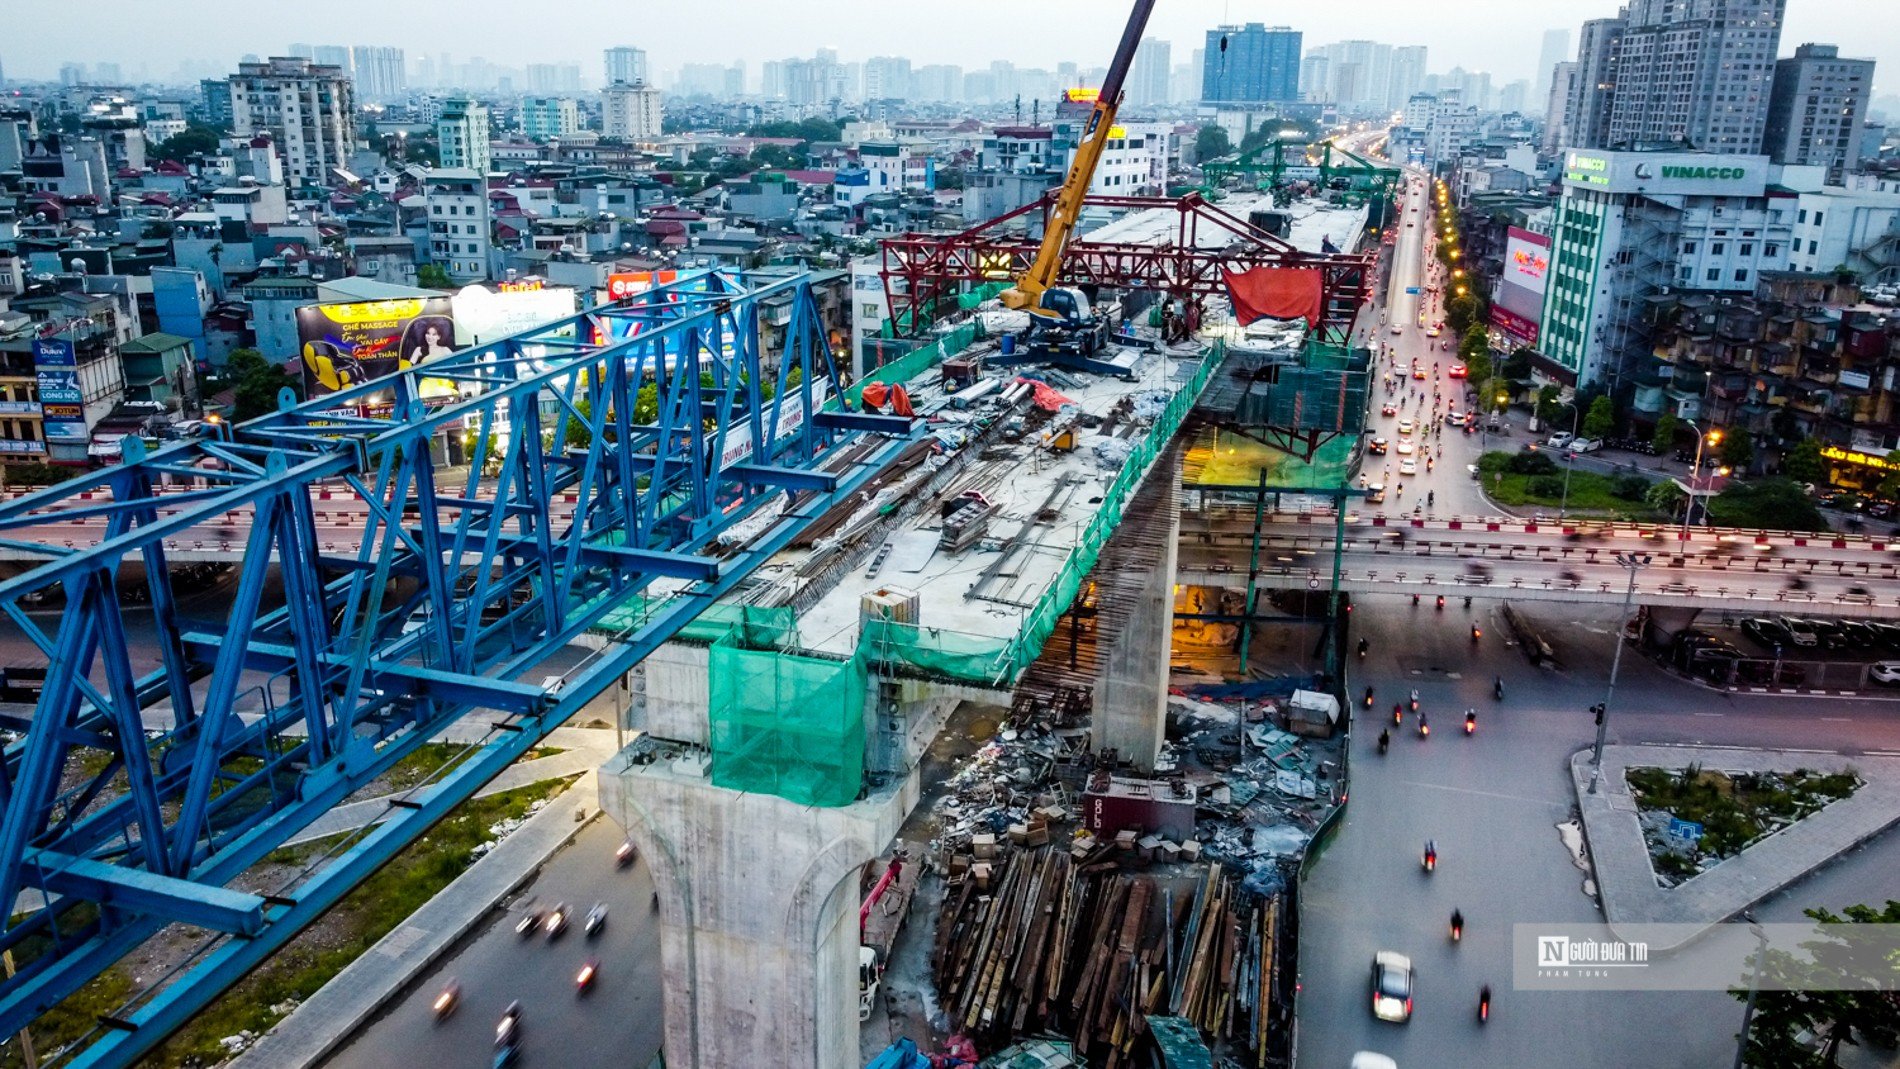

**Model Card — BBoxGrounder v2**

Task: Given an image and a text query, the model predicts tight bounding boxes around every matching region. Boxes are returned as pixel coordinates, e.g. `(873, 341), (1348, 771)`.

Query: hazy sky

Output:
(4, 0), (1891, 93)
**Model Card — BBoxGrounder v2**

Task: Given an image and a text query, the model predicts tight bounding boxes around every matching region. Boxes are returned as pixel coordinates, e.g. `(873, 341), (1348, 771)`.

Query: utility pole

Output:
(1731, 916), (1768, 1069)
(1589, 551), (1650, 794)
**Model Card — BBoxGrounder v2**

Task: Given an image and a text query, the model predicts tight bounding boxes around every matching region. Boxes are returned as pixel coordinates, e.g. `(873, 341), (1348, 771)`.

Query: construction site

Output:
(0, 4), (1401, 1069)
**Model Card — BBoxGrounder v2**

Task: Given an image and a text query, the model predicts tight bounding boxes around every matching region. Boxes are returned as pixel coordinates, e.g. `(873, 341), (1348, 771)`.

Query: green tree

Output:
(225, 348), (300, 422)
(1651, 413), (1681, 454)
(1534, 384), (1565, 426)
(1719, 428), (1756, 471)
(1781, 438), (1825, 485)
(150, 124), (223, 162)
(1874, 473), (1900, 502)
(1581, 396), (1616, 441)
(417, 264), (453, 289)
(1501, 346), (1535, 383)
(1646, 480), (1687, 518)
(1704, 478), (1828, 531)
(1459, 323), (1489, 360)
(1194, 124), (1232, 162)
(1734, 900), (1900, 1068)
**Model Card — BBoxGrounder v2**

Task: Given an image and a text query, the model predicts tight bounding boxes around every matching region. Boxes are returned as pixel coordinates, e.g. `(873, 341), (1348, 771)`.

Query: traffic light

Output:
(1591, 703), (1606, 726)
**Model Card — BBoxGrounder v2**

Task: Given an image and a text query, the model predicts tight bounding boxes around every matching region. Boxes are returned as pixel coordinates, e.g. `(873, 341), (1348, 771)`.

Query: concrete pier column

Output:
(600, 752), (917, 1069)
(1091, 452), (1181, 770)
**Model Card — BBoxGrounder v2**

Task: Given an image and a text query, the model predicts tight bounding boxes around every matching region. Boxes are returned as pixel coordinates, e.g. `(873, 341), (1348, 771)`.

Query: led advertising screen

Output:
(1502, 227), (1551, 295)
(450, 284), (577, 346)
(297, 298), (460, 396)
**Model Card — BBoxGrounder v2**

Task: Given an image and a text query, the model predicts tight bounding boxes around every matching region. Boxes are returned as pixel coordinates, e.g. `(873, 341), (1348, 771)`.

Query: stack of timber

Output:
(932, 845), (1285, 1068)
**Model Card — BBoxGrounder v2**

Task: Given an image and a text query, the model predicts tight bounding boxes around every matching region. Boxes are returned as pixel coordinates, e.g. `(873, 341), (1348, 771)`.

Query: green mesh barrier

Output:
(709, 629), (866, 807)
(844, 323), (978, 408)
(861, 618), (1013, 683)
(955, 281), (1011, 310)
(594, 597), (798, 648)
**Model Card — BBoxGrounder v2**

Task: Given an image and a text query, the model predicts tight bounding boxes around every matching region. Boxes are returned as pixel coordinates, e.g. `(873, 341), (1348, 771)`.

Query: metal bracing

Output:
(1201, 139), (1402, 194)
(879, 193), (1372, 346)
(0, 270), (913, 1066)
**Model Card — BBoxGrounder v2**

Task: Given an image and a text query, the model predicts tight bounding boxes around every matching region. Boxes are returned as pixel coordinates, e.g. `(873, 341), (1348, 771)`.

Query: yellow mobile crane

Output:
(998, 0), (1157, 361)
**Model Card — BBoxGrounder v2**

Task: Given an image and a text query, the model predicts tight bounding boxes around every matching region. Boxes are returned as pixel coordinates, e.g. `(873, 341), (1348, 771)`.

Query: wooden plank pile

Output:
(931, 845), (1284, 1068)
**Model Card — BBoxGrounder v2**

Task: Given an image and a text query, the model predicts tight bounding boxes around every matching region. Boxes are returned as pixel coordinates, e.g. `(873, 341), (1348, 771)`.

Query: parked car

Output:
(1570, 437), (1603, 454)
(1546, 431), (1573, 449)
(1871, 662), (1900, 685)
(1774, 617), (1821, 648)
(1740, 617), (1794, 649)
(1803, 619), (1849, 651)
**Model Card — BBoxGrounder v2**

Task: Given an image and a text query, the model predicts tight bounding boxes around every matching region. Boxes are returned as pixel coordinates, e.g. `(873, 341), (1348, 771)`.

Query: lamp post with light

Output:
(1589, 551), (1652, 794)
(1680, 424), (1724, 544)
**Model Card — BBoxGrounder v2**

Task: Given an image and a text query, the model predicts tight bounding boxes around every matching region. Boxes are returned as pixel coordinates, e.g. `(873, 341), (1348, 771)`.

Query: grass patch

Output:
(381, 741), (474, 791)
(106, 775), (575, 1068)
(524, 746), (566, 760)
(1476, 451), (1663, 518)
(0, 964), (134, 1069)
(1627, 764), (1860, 880)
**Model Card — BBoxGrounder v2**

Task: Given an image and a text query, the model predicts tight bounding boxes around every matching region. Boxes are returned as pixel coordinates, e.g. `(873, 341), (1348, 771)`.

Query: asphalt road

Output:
(1293, 177), (1900, 1068)
(323, 818), (662, 1069)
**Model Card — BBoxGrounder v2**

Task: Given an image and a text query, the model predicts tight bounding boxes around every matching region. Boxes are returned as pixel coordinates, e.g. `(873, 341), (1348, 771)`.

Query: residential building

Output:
(228, 57), (356, 185)
(1784, 186), (1900, 282)
(1564, 17), (1625, 153)
(605, 47), (648, 88)
(352, 46), (406, 100)
(243, 275), (320, 359)
(1129, 39), (1171, 109)
(913, 64), (961, 102)
(1535, 28), (1571, 114)
(526, 64), (583, 94)
(1543, 62), (1581, 154)
(1537, 148), (1793, 389)
(520, 96), (580, 141)
(1387, 46), (1427, 112)
(118, 334), (199, 410)
(601, 82), (663, 142)
(150, 266), (212, 350)
(438, 98), (492, 175)
(1763, 44), (1875, 184)
(863, 56), (912, 101)
(1201, 24), (1301, 104)
(424, 169), (492, 283)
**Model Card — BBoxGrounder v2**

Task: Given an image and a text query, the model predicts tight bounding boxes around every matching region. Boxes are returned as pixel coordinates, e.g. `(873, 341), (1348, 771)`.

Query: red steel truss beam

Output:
(879, 193), (1373, 343)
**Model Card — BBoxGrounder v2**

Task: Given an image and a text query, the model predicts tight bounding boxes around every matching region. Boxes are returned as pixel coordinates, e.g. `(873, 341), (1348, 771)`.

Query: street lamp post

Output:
(1589, 551), (1652, 794)
(1557, 400), (1583, 520)
(1731, 916), (1770, 1069)
(1680, 424), (1723, 544)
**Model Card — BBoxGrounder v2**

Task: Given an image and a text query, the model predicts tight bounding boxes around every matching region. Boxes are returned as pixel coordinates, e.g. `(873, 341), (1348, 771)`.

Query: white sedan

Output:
(1872, 662), (1900, 685)
(1396, 440), (1415, 455)
(1398, 458), (1418, 476)
(1396, 419), (1415, 435)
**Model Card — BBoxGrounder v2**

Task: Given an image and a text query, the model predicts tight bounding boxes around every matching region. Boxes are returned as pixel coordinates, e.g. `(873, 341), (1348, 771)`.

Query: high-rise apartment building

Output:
(228, 57), (356, 185)
(1564, 17), (1626, 151)
(1387, 46), (1426, 112)
(1129, 38), (1171, 108)
(351, 46), (406, 100)
(863, 56), (912, 101)
(604, 47), (648, 88)
(913, 65), (962, 102)
(1201, 24), (1301, 104)
(1599, 0), (1786, 153)
(1763, 43), (1874, 183)
(520, 97), (580, 140)
(437, 98), (491, 175)
(423, 170), (490, 284)
(1534, 29), (1571, 112)
(311, 45), (352, 72)
(1308, 40), (1394, 112)
(527, 64), (583, 94)
(1542, 61), (1580, 153)
(602, 82), (663, 141)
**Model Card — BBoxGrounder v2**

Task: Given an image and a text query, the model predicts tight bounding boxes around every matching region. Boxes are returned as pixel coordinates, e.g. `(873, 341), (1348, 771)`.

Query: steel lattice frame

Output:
(878, 193), (1372, 345)
(0, 270), (912, 1066)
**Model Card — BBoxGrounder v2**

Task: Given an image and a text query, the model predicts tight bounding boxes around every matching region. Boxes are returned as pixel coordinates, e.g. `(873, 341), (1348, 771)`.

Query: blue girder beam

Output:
(0, 269), (918, 1067)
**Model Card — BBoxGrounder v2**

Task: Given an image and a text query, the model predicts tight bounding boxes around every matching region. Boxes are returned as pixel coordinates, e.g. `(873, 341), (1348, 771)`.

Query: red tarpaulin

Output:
(1015, 377), (1076, 412)
(1222, 267), (1323, 328)
(859, 381), (915, 417)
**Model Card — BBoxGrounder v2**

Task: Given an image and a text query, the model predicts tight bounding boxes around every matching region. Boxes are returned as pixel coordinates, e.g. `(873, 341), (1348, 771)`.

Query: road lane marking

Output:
(1693, 712), (1724, 717)
(1819, 717), (1852, 722)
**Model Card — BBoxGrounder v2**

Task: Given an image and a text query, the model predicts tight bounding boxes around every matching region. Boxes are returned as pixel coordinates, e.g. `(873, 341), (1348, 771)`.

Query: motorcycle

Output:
(615, 840), (636, 869)
(1471, 624), (1482, 643)
(576, 958), (600, 995)
(496, 1001), (522, 1048)
(1409, 690), (1419, 713)
(432, 980), (461, 1022)
(1464, 710), (1476, 736)
(1422, 840), (1437, 872)
(584, 902), (608, 938)
(1358, 638), (1369, 660)
(1364, 685), (1376, 708)
(1435, 594), (1445, 610)
(1450, 910), (1464, 942)
(1392, 702), (1403, 725)
(1494, 677), (1504, 700)
(1479, 985), (1492, 1023)
(1417, 713), (1430, 737)
(1377, 729), (1390, 755)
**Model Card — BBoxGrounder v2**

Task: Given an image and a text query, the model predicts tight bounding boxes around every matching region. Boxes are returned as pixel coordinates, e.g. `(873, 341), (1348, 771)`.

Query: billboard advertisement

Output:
(33, 338), (87, 444)
(605, 271), (679, 302)
(297, 299), (460, 396)
(1562, 150), (1768, 197)
(450, 284), (578, 346)
(1503, 227), (1551, 293)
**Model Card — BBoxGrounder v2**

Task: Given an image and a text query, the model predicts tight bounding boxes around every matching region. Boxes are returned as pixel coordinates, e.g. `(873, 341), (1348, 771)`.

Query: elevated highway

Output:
(1173, 508), (1900, 618)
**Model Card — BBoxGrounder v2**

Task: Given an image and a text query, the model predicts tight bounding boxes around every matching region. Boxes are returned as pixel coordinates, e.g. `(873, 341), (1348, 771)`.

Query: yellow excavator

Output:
(998, 0), (1157, 363)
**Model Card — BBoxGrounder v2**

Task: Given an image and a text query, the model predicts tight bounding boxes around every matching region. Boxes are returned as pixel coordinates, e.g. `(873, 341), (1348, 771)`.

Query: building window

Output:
(1707, 268), (1720, 282)
(1798, 208), (1808, 223)
(1711, 242), (1725, 255)
(1765, 243), (1779, 257)
(1734, 269), (1748, 283)
(1683, 241), (1697, 254)
(1740, 243), (1753, 256)
(1809, 240), (1818, 254)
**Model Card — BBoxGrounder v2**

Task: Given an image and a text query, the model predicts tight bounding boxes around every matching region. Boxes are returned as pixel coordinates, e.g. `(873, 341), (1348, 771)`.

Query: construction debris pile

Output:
(931, 846), (1285, 1068)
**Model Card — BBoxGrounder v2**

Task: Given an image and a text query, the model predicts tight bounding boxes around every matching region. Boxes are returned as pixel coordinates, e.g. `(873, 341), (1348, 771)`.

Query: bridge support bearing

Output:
(602, 753), (918, 1069)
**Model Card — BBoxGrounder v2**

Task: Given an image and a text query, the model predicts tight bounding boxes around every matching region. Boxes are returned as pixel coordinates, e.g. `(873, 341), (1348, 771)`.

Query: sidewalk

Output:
(1571, 744), (1900, 950)
(231, 771), (604, 1069)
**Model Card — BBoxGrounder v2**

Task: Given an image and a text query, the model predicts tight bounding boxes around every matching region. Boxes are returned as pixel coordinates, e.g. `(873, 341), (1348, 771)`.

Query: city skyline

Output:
(3, 0), (1890, 97)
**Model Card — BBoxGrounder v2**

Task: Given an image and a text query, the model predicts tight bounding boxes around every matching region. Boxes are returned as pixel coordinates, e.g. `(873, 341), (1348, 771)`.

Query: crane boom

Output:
(1000, 0), (1157, 315)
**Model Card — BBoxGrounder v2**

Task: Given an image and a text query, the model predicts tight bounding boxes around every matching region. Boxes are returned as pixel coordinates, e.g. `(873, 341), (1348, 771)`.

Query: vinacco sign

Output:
(1561, 150), (1768, 195)
(1659, 165), (1748, 180)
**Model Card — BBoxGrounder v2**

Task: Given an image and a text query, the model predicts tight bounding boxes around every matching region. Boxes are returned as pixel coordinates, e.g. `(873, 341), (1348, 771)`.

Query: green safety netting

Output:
(955, 281), (1012, 310)
(709, 628), (866, 807)
(845, 322), (979, 408)
(1185, 427), (1357, 488)
(861, 618), (1013, 683)
(595, 597), (798, 648)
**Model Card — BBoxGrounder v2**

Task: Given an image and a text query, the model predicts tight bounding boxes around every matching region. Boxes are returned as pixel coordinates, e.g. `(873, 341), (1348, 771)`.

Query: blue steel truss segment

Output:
(89, 562), (171, 880)
(113, 444), (202, 742)
(0, 487), (237, 532)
